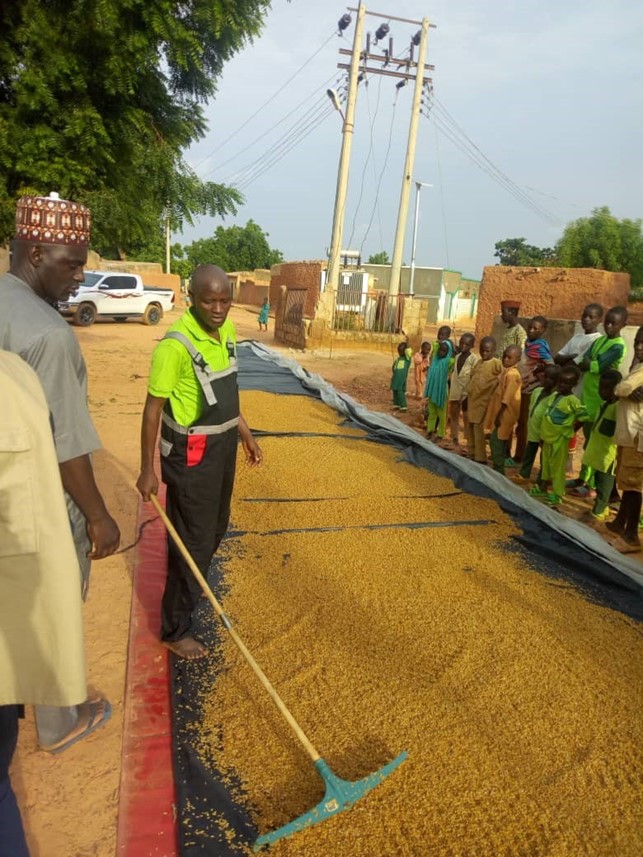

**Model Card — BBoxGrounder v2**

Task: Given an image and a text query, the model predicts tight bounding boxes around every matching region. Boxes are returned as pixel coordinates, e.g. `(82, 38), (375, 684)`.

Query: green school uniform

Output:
(582, 336), (626, 421)
(526, 387), (556, 443)
(541, 393), (588, 497)
(390, 349), (412, 408)
(582, 400), (617, 473)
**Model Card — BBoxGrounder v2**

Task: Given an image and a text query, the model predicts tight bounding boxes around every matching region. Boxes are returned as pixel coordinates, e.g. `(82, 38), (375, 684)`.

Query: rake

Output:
(150, 494), (407, 851)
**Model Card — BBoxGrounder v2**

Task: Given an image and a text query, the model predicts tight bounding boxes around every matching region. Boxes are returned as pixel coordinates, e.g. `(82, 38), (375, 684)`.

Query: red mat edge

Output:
(116, 486), (178, 857)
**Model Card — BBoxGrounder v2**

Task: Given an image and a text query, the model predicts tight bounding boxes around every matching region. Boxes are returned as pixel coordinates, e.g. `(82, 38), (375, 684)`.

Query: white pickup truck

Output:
(58, 270), (175, 326)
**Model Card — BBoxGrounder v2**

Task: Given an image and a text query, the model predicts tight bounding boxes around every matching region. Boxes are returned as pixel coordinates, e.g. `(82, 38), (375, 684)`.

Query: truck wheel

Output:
(74, 303), (97, 327)
(142, 303), (162, 325)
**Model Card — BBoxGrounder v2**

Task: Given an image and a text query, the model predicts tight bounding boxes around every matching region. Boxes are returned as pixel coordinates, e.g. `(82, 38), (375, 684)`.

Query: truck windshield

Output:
(81, 273), (103, 287)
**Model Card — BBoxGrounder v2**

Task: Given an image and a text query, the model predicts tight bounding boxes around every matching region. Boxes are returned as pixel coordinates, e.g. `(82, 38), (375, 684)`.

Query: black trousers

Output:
(160, 430), (238, 642)
(0, 706), (29, 857)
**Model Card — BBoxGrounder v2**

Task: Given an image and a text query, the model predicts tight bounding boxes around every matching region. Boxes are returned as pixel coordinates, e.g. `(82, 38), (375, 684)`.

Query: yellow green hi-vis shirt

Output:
(148, 309), (237, 426)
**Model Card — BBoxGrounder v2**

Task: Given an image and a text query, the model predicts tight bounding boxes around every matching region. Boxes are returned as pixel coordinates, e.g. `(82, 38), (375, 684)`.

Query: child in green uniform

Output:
(390, 341), (413, 412)
(573, 305), (628, 494)
(516, 363), (560, 482)
(580, 369), (621, 522)
(532, 364), (587, 505)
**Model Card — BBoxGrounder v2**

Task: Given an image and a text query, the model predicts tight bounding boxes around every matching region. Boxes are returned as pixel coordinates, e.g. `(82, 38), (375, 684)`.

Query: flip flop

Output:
(42, 698), (112, 754)
(610, 536), (642, 555)
(528, 485), (549, 499)
(570, 485), (596, 499)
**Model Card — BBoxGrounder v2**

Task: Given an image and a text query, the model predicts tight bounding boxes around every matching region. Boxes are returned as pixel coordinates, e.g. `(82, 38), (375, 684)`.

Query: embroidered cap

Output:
(15, 192), (91, 246)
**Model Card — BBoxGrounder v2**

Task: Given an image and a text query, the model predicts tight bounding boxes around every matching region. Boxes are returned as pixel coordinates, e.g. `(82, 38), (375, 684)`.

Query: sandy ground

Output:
(12, 304), (409, 857)
(11, 303), (628, 856)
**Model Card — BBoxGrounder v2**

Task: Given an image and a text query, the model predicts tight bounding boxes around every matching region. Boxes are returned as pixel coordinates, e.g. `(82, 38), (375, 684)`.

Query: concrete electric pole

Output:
(325, 3), (366, 297)
(389, 17), (431, 297)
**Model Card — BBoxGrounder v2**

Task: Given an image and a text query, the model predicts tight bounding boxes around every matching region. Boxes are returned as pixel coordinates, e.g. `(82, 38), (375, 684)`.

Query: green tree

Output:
(180, 220), (283, 273)
(493, 238), (556, 267)
(367, 251), (390, 264)
(555, 206), (643, 288)
(0, 0), (271, 252)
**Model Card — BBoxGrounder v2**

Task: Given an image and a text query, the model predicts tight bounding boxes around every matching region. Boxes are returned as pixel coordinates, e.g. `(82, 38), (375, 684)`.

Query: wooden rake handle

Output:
(149, 493), (321, 763)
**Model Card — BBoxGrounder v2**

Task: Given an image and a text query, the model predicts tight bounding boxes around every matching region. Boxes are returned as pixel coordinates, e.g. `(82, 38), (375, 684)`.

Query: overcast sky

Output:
(182, 0), (643, 280)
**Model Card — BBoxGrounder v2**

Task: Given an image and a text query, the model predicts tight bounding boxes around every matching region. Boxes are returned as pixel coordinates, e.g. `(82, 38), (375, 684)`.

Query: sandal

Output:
(528, 485), (549, 498)
(570, 485), (596, 499)
(41, 698), (112, 754)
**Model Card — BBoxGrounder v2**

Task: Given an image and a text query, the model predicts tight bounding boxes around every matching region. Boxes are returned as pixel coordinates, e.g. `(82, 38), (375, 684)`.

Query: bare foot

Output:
(610, 535), (642, 554)
(164, 636), (208, 659)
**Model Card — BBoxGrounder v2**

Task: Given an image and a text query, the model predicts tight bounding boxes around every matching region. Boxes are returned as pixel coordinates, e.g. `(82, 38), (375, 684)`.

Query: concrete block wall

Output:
(475, 266), (630, 345)
(402, 298), (430, 337)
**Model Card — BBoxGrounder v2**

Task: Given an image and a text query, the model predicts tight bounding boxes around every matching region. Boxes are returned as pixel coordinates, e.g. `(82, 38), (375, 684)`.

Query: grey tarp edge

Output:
(239, 339), (643, 593)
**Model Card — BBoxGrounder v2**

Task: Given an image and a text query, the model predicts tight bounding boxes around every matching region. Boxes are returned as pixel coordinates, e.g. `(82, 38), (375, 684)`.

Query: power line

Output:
(202, 72), (344, 179)
(360, 90), (400, 257)
(425, 94), (562, 225)
(235, 106), (336, 191)
(427, 108), (560, 225)
(346, 74), (383, 249)
(432, 119), (450, 267)
(193, 29), (338, 172)
(223, 95), (335, 185)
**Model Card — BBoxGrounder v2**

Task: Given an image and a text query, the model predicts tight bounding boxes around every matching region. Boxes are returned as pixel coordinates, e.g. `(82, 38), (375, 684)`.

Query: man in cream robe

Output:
(0, 351), (86, 855)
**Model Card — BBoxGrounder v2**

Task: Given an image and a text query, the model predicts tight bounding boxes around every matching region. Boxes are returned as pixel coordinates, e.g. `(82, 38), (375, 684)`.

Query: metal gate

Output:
(276, 287), (307, 349)
(283, 288), (306, 326)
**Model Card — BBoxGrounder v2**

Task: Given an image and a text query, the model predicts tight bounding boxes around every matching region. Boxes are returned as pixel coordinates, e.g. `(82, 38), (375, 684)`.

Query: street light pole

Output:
(409, 180), (432, 296)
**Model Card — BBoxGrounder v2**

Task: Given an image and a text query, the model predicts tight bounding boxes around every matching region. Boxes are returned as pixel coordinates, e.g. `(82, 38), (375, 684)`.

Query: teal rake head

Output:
(254, 752), (407, 851)
(147, 498), (408, 855)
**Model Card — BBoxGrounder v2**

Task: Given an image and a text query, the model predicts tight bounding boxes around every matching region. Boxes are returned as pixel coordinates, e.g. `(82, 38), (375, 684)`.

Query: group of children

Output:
(389, 301), (643, 553)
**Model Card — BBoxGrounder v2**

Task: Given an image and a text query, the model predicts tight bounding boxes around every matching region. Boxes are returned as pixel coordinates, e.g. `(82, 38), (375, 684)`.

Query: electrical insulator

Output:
(338, 13), (352, 32)
(412, 30), (422, 46)
(374, 22), (390, 43)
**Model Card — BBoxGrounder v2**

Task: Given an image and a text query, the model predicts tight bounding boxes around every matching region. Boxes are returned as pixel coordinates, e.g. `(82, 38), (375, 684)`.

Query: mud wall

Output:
(475, 266), (630, 343)
(270, 261), (325, 319)
(238, 281), (269, 307)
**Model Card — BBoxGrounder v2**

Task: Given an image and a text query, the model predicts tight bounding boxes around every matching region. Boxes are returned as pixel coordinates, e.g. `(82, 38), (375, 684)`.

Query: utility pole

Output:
(165, 206), (171, 275)
(389, 17), (430, 297)
(325, 3), (366, 296)
(409, 180), (432, 296)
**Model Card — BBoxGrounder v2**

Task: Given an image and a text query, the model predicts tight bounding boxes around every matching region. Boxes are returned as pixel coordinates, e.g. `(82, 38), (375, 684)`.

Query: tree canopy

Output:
(494, 208), (643, 288)
(175, 220), (283, 274)
(493, 238), (556, 267)
(556, 207), (643, 288)
(367, 251), (390, 265)
(0, 0), (272, 254)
